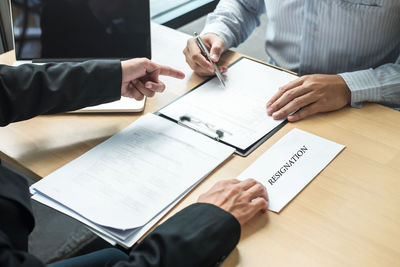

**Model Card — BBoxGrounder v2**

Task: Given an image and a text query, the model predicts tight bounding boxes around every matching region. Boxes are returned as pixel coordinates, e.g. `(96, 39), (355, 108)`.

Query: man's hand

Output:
(121, 58), (185, 100)
(198, 179), (268, 226)
(266, 74), (351, 122)
(183, 33), (228, 76)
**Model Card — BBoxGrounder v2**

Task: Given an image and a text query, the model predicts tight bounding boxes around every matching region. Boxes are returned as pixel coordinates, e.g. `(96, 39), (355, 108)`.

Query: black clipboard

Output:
(155, 56), (298, 157)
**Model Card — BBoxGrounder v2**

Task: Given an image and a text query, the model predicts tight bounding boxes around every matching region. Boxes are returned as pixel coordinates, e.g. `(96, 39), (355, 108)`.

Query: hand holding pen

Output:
(183, 33), (228, 78)
(193, 32), (226, 87)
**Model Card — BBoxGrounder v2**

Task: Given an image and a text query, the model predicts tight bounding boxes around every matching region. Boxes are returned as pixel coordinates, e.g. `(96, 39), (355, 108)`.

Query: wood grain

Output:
(1, 23), (399, 267)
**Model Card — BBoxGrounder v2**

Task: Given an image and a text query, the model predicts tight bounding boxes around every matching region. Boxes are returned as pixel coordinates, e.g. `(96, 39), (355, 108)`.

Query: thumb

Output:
(209, 39), (225, 62)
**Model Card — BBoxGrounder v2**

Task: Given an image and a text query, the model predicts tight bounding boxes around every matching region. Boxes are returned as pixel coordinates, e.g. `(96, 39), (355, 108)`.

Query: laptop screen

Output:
(11, 0), (151, 61)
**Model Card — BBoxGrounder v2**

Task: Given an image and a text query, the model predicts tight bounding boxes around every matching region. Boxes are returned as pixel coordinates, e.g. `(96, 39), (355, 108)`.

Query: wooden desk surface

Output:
(1, 24), (400, 266)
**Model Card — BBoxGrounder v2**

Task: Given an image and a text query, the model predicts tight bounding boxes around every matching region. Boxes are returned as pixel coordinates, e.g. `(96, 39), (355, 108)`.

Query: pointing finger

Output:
(158, 65), (185, 79)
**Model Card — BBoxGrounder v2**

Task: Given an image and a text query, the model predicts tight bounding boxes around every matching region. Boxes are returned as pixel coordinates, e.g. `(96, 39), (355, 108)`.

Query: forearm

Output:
(339, 62), (400, 108)
(116, 203), (241, 267)
(201, 0), (266, 48)
(0, 60), (122, 126)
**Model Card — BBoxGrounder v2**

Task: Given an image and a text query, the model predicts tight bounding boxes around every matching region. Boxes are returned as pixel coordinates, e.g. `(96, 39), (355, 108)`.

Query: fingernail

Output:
(146, 84), (152, 89)
(288, 115), (295, 122)
(272, 112), (280, 119)
(211, 54), (218, 60)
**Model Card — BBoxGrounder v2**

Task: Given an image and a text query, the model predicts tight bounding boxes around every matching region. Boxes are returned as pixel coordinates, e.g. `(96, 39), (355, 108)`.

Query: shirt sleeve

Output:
(0, 60), (122, 126)
(339, 56), (400, 109)
(201, 0), (266, 49)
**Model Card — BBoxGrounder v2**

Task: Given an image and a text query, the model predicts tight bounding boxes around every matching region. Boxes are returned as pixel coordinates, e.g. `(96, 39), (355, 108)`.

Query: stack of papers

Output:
(30, 114), (235, 247)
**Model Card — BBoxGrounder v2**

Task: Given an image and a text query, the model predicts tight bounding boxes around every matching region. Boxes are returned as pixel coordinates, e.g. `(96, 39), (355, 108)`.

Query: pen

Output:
(194, 32), (226, 87)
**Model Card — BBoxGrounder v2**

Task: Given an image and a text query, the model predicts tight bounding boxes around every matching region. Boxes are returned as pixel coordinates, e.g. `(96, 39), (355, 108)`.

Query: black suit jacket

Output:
(0, 61), (241, 266)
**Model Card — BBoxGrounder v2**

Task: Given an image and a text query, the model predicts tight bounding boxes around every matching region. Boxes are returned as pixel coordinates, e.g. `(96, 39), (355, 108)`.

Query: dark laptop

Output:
(11, 0), (151, 62)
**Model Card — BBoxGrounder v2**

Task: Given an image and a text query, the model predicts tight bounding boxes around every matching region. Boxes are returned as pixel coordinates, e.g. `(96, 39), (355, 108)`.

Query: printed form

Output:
(160, 58), (298, 150)
(30, 113), (234, 231)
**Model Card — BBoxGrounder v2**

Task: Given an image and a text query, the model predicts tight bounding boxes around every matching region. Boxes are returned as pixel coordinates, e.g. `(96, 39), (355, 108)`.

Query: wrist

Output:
(336, 74), (351, 105)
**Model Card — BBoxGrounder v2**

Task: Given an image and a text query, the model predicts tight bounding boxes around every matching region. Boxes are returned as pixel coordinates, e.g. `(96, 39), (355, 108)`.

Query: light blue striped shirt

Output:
(201, 0), (400, 109)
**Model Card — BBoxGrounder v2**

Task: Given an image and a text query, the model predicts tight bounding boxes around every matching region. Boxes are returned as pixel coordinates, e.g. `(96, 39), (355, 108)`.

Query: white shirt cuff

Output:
(339, 69), (381, 108)
(201, 23), (235, 49)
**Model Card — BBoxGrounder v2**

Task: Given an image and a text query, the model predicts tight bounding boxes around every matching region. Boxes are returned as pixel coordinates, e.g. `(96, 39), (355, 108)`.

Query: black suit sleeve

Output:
(0, 165), (45, 267)
(0, 202), (45, 267)
(0, 60), (122, 126)
(115, 203), (241, 267)
(0, 233), (45, 267)
(0, 166), (240, 267)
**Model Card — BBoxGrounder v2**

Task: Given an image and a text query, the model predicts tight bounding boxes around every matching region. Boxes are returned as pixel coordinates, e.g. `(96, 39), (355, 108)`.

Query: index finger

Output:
(246, 183), (268, 201)
(158, 65), (185, 79)
(239, 178), (258, 190)
(267, 77), (304, 107)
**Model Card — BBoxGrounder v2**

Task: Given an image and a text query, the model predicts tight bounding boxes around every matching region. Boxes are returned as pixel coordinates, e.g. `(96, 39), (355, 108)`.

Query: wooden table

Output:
(1, 24), (400, 267)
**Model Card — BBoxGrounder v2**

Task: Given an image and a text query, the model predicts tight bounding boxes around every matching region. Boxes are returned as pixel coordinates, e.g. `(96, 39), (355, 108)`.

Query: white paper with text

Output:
(160, 58), (297, 150)
(30, 113), (234, 229)
(237, 128), (345, 212)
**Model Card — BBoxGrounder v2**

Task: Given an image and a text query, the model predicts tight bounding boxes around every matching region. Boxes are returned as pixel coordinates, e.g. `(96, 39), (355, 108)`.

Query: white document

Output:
(32, 179), (200, 248)
(160, 58), (297, 150)
(237, 128), (345, 212)
(30, 113), (234, 230)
